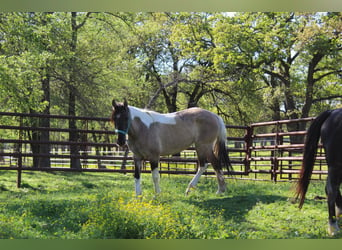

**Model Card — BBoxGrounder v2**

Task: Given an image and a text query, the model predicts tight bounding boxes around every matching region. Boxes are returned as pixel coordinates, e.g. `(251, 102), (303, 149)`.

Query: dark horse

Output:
(111, 99), (232, 196)
(296, 108), (342, 236)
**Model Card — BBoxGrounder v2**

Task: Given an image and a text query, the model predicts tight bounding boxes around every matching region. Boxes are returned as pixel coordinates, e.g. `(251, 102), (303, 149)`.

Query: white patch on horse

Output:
(135, 178), (142, 196)
(186, 164), (208, 195)
(129, 106), (177, 128)
(152, 168), (161, 194)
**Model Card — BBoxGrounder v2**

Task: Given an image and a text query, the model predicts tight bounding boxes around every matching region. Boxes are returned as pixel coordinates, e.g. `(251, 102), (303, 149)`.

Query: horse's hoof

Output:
(185, 186), (194, 195)
(216, 188), (226, 195)
(135, 193), (143, 199)
(328, 222), (340, 236)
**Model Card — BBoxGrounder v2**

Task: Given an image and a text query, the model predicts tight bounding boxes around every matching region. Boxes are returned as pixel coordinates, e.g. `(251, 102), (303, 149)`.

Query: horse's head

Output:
(111, 99), (130, 147)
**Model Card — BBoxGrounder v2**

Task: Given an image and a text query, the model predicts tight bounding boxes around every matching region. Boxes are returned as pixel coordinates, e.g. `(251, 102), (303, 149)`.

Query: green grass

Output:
(0, 170), (336, 239)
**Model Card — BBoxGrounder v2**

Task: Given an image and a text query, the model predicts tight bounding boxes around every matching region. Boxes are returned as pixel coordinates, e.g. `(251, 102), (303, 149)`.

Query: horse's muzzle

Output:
(117, 141), (126, 147)
(116, 134), (127, 147)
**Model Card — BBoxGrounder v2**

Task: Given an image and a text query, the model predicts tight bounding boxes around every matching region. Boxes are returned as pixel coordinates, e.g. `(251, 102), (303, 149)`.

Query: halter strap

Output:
(115, 129), (128, 135)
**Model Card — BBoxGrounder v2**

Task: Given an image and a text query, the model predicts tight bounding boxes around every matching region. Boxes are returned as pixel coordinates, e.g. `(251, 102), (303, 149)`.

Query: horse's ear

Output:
(112, 99), (117, 109)
(124, 98), (128, 108)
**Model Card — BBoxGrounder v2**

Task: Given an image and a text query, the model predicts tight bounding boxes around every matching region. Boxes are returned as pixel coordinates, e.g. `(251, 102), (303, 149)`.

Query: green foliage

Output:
(81, 196), (191, 239)
(0, 12), (341, 122)
(0, 171), (338, 239)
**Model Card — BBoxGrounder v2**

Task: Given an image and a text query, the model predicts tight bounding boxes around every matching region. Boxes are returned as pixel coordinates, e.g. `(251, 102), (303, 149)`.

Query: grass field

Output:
(0, 170), (337, 239)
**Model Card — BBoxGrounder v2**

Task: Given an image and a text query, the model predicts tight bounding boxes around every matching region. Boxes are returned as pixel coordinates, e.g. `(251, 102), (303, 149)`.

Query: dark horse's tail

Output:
(215, 118), (233, 173)
(296, 110), (332, 208)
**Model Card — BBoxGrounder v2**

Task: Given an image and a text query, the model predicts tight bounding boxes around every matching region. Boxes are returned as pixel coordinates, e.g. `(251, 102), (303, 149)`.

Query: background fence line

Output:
(0, 112), (326, 188)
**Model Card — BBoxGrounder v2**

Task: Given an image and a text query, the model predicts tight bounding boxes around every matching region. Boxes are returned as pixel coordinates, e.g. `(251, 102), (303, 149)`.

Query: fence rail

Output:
(0, 111), (326, 188)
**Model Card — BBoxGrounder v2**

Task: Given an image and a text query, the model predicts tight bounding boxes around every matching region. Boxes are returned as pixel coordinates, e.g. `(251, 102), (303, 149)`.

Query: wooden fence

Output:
(0, 112), (327, 188)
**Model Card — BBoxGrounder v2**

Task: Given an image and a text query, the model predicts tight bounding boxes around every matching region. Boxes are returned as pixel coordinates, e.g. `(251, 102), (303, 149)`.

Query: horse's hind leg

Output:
(210, 153), (226, 194)
(214, 169), (226, 194)
(185, 161), (208, 195)
(335, 189), (342, 219)
(326, 168), (341, 235)
(186, 145), (210, 195)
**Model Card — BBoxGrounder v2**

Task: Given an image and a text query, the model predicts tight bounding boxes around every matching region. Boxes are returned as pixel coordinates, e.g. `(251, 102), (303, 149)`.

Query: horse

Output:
(295, 108), (342, 236)
(111, 99), (232, 196)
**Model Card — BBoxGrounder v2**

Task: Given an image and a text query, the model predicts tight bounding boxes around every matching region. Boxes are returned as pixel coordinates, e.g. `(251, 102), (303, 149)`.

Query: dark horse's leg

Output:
(336, 189), (342, 219)
(326, 167), (342, 235)
(134, 157), (143, 196)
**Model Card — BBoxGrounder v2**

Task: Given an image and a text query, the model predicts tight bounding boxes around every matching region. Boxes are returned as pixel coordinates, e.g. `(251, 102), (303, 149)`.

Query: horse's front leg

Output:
(151, 161), (161, 194)
(134, 157), (143, 196)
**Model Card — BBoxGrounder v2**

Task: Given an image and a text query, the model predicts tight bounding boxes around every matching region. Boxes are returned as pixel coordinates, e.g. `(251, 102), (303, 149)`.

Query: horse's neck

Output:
(129, 106), (153, 128)
(128, 106), (177, 128)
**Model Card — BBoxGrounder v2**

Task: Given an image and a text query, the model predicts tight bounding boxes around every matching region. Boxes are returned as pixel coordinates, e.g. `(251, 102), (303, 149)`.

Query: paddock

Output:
(0, 111), (327, 188)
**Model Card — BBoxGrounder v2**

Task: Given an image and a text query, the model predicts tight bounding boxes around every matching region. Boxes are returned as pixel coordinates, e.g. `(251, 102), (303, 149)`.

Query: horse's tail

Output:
(214, 117), (233, 173)
(296, 110), (332, 208)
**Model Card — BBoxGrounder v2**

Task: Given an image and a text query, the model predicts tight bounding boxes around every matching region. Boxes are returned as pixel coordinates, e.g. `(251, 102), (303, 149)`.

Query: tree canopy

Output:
(0, 12), (341, 125)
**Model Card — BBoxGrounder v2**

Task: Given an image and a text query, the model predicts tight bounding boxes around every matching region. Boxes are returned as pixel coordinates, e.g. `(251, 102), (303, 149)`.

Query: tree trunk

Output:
(69, 12), (81, 169)
(38, 68), (51, 168)
(282, 66), (302, 144)
(301, 53), (324, 119)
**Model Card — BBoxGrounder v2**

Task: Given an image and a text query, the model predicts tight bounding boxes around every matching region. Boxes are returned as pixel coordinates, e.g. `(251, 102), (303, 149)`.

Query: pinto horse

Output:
(296, 108), (342, 236)
(111, 99), (232, 196)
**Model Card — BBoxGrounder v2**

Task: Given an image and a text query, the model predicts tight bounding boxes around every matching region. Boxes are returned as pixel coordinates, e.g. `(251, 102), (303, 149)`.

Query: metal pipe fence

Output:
(0, 111), (326, 188)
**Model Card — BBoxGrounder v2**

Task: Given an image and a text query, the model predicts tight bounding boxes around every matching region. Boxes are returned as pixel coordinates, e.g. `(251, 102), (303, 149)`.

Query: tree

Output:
(66, 12), (92, 169)
(0, 12), (341, 146)
(213, 12), (342, 131)
(0, 12), (57, 168)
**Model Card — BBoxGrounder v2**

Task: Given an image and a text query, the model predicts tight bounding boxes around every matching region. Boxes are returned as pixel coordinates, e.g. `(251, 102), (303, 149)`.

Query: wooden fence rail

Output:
(0, 111), (327, 188)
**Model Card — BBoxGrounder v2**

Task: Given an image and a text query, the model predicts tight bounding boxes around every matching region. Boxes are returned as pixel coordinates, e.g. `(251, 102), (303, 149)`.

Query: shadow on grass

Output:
(0, 184), (8, 191)
(187, 194), (286, 222)
(20, 183), (41, 191)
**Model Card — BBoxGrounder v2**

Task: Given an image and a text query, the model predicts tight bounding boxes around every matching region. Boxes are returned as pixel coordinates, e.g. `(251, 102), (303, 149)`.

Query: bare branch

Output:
(314, 69), (342, 83)
(312, 95), (342, 103)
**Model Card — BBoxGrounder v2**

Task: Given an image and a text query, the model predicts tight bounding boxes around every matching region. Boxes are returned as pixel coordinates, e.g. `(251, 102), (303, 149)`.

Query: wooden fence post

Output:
(16, 116), (23, 188)
(244, 126), (253, 174)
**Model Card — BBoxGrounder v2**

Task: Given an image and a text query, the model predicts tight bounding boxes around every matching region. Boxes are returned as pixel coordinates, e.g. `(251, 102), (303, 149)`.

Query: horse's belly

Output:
(159, 139), (194, 156)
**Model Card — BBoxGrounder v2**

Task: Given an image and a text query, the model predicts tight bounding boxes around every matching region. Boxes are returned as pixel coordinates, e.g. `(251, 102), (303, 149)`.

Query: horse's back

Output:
(153, 107), (223, 155)
(321, 109), (342, 166)
(176, 108), (223, 143)
(321, 109), (342, 144)
(177, 107), (220, 124)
